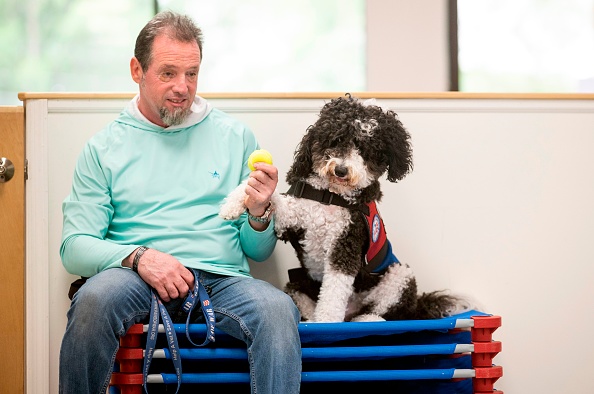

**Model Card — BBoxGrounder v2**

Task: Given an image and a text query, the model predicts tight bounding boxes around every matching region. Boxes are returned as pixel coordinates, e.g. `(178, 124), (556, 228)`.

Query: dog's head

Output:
(287, 94), (413, 201)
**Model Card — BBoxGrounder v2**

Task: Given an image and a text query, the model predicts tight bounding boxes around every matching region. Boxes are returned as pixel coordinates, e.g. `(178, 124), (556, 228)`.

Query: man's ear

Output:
(130, 57), (143, 84)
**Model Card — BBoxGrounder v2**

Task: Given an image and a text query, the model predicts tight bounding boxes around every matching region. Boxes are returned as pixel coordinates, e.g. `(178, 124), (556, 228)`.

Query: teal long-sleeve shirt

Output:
(60, 98), (276, 278)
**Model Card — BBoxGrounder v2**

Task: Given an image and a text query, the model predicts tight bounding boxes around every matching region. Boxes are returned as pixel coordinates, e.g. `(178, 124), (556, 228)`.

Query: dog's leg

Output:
(355, 263), (418, 321)
(345, 293), (376, 321)
(219, 181), (249, 220)
(313, 270), (356, 322)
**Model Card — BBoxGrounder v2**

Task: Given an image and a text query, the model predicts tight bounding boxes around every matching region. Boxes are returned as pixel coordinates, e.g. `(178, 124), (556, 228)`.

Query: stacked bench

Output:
(110, 310), (503, 393)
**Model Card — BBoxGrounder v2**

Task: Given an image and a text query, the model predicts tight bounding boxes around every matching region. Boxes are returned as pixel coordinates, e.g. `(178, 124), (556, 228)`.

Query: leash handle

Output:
(182, 269), (216, 346)
(143, 291), (182, 394)
(142, 269), (215, 394)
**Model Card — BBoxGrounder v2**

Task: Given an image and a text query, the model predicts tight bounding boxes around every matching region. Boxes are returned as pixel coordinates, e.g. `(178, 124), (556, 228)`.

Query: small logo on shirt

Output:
(209, 170), (221, 179)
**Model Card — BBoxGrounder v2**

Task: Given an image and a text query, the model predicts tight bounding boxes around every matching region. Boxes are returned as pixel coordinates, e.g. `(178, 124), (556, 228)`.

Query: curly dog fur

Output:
(220, 94), (472, 322)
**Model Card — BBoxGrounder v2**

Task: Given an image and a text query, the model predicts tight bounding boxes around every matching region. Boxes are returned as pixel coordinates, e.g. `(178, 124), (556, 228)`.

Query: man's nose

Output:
(172, 75), (189, 93)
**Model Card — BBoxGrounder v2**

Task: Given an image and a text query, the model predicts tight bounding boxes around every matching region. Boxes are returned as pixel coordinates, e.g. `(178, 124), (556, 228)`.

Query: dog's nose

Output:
(334, 165), (349, 178)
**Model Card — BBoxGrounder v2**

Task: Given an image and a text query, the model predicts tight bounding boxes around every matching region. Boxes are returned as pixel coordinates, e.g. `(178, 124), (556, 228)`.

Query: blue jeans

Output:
(59, 268), (302, 393)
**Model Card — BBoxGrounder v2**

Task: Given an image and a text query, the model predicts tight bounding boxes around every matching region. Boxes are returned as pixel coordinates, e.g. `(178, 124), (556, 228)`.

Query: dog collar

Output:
(284, 181), (370, 215)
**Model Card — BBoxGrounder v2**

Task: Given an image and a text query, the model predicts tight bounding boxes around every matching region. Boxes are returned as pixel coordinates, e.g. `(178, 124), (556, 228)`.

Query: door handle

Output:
(0, 157), (15, 183)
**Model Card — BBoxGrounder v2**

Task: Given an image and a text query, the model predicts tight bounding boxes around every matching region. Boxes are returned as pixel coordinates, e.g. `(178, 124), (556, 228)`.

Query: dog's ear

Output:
(384, 110), (413, 182)
(286, 97), (341, 184)
(286, 126), (315, 183)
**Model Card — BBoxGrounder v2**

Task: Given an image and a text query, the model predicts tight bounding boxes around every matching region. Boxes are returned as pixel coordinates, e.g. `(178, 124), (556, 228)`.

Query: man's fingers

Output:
(252, 162), (278, 181)
(182, 268), (196, 289)
(157, 286), (171, 303)
(175, 277), (191, 299)
(164, 283), (180, 300)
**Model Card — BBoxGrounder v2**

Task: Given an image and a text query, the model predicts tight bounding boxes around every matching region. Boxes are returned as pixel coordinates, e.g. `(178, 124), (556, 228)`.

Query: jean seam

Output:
(213, 307), (257, 392)
(105, 310), (149, 393)
(101, 346), (120, 394)
(119, 310), (150, 336)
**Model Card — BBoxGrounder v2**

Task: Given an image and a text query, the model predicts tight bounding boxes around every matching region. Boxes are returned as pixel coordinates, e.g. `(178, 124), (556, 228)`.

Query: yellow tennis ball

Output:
(248, 149), (273, 171)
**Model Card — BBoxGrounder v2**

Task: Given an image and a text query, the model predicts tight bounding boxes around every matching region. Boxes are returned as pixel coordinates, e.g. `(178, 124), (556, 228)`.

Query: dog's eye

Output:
(354, 119), (378, 137)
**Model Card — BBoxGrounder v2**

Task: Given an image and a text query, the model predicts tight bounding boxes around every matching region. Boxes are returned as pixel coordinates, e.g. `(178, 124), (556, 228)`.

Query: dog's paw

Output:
(350, 314), (385, 322)
(285, 289), (317, 322)
(219, 183), (249, 220)
(219, 201), (247, 220)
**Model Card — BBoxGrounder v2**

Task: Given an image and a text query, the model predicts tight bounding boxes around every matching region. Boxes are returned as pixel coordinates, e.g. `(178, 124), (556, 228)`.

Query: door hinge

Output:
(24, 159), (28, 181)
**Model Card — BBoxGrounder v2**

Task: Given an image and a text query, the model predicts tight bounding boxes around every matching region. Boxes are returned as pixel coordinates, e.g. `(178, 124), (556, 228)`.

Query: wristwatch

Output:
(247, 202), (274, 223)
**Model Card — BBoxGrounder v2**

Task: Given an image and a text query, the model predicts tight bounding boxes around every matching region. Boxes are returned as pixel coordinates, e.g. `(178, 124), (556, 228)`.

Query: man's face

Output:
(131, 34), (201, 127)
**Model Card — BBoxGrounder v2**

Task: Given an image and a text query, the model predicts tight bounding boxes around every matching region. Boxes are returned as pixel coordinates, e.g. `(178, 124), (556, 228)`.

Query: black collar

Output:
(284, 181), (370, 216)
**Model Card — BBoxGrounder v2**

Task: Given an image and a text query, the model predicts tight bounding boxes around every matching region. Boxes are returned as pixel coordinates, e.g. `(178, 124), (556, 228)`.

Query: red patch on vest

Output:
(365, 201), (387, 263)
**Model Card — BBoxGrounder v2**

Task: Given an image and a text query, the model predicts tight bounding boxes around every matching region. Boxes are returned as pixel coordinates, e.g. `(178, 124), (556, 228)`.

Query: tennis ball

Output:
(248, 149), (273, 171)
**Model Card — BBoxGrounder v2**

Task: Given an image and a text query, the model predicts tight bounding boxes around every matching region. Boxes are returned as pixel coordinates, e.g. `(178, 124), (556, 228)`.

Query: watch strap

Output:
(247, 203), (273, 223)
(132, 246), (149, 273)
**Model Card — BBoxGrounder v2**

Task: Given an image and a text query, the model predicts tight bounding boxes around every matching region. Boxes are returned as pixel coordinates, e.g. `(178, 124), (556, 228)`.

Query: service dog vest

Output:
(284, 182), (400, 274)
(362, 201), (400, 275)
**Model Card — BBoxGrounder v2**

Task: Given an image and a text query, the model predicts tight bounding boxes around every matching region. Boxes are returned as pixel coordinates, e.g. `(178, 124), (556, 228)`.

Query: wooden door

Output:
(0, 106), (25, 394)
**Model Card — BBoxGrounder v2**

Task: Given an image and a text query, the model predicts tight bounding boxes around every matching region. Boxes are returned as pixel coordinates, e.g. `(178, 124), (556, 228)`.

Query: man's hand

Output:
(126, 248), (195, 302)
(244, 162), (278, 229)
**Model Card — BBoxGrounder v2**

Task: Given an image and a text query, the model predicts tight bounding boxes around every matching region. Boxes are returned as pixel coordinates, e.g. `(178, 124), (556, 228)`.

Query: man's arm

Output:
(240, 161), (278, 261)
(60, 143), (137, 276)
(244, 161), (277, 230)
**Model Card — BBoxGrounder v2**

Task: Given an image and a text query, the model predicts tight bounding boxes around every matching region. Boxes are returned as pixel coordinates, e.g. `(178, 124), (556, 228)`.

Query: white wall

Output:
(24, 94), (594, 393)
(367, 0), (450, 91)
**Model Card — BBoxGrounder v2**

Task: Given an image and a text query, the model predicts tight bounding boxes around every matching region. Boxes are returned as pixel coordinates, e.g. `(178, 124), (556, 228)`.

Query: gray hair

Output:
(134, 11), (204, 72)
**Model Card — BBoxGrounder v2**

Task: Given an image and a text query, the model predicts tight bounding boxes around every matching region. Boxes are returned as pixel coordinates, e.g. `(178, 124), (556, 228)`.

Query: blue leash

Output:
(142, 269), (216, 394)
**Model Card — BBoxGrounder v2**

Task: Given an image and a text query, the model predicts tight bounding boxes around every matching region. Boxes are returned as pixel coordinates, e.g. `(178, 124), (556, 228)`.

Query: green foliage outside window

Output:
(0, 0), (152, 104)
(0, 0), (366, 104)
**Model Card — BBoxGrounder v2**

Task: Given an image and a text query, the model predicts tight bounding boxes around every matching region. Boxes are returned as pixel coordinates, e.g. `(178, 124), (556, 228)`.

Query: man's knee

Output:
(69, 269), (149, 320)
(260, 290), (300, 325)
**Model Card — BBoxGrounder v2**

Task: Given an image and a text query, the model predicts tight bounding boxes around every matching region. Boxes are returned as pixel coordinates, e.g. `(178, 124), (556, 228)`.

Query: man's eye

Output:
(187, 72), (198, 81)
(160, 72), (174, 81)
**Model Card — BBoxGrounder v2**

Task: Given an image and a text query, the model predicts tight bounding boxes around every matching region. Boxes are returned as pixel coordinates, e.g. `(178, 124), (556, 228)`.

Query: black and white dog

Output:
(220, 94), (471, 322)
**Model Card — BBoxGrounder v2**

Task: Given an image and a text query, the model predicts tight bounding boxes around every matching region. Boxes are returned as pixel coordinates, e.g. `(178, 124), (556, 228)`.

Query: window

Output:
(0, 0), (365, 104)
(5, 1), (590, 105)
(0, 0), (153, 104)
(457, 0), (594, 92)
(159, 0), (366, 93)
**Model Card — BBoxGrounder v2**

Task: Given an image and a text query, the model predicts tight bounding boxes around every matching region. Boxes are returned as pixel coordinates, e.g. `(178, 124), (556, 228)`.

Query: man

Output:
(59, 11), (301, 393)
